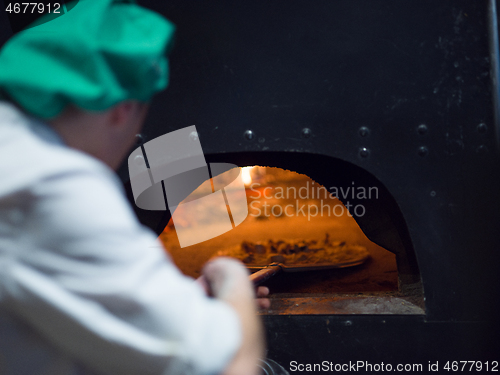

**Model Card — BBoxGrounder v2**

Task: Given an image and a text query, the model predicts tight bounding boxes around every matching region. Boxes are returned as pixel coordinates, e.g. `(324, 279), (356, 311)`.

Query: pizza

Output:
(217, 233), (369, 267)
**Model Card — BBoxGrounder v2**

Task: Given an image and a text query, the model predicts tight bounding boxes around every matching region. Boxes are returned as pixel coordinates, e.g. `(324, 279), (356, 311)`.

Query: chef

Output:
(0, 1), (268, 374)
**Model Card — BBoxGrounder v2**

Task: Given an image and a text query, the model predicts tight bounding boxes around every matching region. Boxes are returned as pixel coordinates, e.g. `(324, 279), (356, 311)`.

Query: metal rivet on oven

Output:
(418, 146), (428, 157)
(301, 128), (312, 138)
(430, 191), (436, 197)
(189, 131), (199, 142)
(476, 145), (489, 154)
(359, 147), (370, 158)
(244, 130), (254, 140)
(358, 126), (370, 137)
(135, 134), (145, 145)
(134, 155), (145, 166)
(417, 124), (428, 135)
(477, 123), (488, 134)
(344, 320), (353, 326)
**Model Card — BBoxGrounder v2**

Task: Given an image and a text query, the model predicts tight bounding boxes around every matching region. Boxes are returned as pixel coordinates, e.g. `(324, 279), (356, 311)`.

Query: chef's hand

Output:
(255, 286), (270, 309)
(196, 268), (271, 309)
(200, 257), (266, 375)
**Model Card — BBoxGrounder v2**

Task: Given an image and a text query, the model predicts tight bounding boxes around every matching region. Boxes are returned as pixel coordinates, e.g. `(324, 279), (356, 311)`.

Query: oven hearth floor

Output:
(160, 213), (398, 294)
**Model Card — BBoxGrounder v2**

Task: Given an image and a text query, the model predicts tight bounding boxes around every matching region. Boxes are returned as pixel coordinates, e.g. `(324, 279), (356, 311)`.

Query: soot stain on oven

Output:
(159, 165), (424, 315)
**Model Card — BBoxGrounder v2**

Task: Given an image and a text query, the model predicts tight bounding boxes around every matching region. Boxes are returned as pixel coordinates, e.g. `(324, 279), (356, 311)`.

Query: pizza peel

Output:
(249, 253), (370, 286)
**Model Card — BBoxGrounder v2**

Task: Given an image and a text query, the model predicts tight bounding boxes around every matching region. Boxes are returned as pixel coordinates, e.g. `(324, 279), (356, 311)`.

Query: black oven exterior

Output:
(132, 0), (500, 363)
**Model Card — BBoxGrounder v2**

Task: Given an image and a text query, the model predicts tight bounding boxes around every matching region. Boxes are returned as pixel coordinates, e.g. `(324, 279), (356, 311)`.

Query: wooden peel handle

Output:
(249, 263), (283, 286)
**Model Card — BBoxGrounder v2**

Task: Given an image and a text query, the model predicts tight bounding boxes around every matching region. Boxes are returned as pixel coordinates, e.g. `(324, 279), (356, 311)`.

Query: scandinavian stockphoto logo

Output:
(128, 126), (248, 248)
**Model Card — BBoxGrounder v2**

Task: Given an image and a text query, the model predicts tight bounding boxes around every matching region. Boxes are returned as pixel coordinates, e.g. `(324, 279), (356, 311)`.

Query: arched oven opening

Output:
(153, 151), (424, 315)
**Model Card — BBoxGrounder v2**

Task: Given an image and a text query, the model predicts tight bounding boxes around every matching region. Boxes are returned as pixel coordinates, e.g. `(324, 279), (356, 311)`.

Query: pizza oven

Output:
(127, 0), (500, 370)
(121, 0), (500, 367)
(157, 161), (424, 316)
(2, 0), (498, 370)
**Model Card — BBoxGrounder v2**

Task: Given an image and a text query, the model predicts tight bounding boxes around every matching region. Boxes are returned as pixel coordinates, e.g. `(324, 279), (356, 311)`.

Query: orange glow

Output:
(241, 166), (253, 186)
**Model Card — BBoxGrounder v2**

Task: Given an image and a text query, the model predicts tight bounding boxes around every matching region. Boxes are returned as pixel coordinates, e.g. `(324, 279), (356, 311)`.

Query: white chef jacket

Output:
(0, 102), (241, 375)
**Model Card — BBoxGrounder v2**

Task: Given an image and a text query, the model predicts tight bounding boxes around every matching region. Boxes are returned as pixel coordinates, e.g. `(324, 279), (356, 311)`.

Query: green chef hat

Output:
(0, 0), (175, 119)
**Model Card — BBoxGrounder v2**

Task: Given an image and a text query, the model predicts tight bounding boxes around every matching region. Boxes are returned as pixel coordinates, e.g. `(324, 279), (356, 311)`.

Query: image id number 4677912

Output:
(443, 361), (498, 372)
(5, 3), (61, 14)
